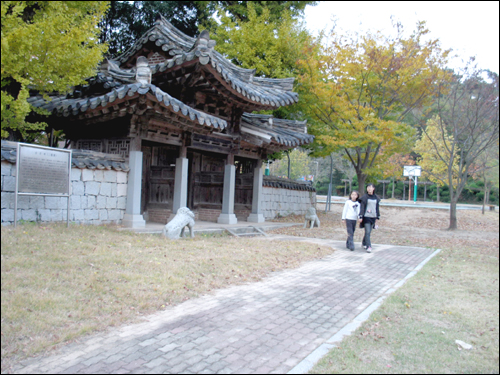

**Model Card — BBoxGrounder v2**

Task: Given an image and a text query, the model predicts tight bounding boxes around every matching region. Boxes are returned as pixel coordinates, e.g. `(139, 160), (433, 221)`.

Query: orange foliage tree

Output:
(296, 21), (451, 192)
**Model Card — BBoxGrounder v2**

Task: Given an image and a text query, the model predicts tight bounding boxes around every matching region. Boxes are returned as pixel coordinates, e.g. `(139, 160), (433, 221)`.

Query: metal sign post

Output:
(414, 175), (418, 203)
(14, 143), (72, 228)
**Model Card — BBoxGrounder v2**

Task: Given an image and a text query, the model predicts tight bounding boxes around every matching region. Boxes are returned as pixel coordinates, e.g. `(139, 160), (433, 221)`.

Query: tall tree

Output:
(210, 2), (311, 79)
(415, 64), (499, 229)
(99, 1), (316, 57)
(216, 1), (315, 23)
(209, 1), (316, 166)
(471, 144), (499, 214)
(415, 116), (460, 185)
(297, 21), (451, 192)
(1, 1), (109, 140)
(99, 1), (217, 56)
(269, 148), (311, 180)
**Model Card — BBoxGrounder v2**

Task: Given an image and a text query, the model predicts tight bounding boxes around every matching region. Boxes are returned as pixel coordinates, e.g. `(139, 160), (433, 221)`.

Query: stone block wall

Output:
(1, 160), (128, 226)
(260, 186), (316, 219)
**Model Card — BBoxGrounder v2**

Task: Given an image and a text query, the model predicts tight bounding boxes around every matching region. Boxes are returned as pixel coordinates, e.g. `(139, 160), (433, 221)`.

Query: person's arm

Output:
(342, 201), (348, 220)
(376, 196), (381, 220)
(358, 196), (365, 222)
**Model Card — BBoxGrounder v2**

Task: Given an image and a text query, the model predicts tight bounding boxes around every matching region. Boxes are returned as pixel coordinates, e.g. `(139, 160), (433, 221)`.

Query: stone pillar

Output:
(247, 163), (265, 223)
(217, 163), (237, 224)
(122, 151), (146, 228)
(173, 157), (188, 214)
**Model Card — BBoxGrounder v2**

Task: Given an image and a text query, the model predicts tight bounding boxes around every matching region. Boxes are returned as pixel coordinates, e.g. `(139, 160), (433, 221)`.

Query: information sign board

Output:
(15, 143), (72, 227)
(18, 145), (70, 194)
(403, 165), (421, 177)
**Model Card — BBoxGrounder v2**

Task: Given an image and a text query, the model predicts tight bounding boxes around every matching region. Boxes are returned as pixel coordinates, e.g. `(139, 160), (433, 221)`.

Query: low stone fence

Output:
(261, 176), (316, 219)
(1, 142), (129, 226)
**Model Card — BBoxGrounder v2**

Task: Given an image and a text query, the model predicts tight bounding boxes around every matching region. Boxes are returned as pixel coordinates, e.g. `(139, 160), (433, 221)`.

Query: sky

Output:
(303, 1), (500, 74)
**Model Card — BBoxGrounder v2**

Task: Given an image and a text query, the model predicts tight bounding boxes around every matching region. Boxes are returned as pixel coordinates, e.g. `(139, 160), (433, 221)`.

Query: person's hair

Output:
(350, 190), (360, 200)
(366, 183), (376, 191)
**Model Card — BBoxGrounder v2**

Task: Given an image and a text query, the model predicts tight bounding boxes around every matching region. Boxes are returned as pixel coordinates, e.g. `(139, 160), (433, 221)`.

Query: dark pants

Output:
(345, 219), (357, 249)
(362, 222), (373, 248)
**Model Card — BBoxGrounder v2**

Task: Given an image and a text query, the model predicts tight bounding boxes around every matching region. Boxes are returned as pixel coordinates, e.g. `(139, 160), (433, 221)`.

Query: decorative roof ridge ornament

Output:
(135, 56), (151, 85)
(189, 29), (216, 65)
(100, 58), (136, 83)
(153, 13), (196, 53)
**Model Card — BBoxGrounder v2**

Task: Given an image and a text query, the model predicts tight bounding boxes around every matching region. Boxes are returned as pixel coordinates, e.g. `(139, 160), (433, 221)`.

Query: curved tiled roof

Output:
(1, 141), (130, 171)
(25, 14), (312, 151)
(241, 113), (314, 147)
(27, 83), (227, 131)
(263, 176), (315, 192)
(113, 15), (298, 108)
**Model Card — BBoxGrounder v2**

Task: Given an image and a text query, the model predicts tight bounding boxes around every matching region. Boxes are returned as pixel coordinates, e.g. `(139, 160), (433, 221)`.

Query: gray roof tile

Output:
(1, 141), (130, 172)
(241, 113), (314, 147)
(112, 15), (298, 108)
(27, 84), (228, 132)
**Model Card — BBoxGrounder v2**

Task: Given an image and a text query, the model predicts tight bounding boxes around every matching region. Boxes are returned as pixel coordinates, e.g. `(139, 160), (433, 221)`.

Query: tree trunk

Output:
(482, 180), (490, 215)
(357, 173), (367, 195)
(436, 185), (440, 202)
(449, 198), (458, 230)
(482, 189), (486, 214)
(391, 177), (395, 199)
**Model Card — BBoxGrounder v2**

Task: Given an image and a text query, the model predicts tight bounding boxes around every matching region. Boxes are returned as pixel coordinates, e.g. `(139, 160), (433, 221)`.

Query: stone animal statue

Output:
(304, 207), (320, 229)
(163, 207), (195, 239)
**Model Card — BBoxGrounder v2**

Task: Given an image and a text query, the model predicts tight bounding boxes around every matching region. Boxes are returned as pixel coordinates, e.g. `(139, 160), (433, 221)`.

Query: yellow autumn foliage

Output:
(414, 116), (460, 186)
(1, 1), (109, 139)
(296, 21), (451, 185)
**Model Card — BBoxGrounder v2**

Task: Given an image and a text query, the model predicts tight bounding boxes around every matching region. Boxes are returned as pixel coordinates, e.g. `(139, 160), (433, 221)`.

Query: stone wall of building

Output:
(1, 160), (129, 226)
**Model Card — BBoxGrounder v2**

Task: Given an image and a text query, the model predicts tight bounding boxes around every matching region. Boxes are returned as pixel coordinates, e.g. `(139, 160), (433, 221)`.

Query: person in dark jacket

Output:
(358, 183), (380, 253)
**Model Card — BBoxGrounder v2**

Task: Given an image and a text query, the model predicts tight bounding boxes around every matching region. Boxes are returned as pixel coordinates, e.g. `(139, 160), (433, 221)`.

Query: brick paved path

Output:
(10, 237), (436, 374)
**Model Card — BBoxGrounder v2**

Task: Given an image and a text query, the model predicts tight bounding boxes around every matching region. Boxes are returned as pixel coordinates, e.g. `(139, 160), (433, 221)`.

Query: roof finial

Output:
(135, 56), (151, 86)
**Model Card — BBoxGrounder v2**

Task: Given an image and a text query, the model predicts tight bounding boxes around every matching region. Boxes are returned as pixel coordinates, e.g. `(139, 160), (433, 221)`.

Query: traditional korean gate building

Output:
(27, 15), (314, 227)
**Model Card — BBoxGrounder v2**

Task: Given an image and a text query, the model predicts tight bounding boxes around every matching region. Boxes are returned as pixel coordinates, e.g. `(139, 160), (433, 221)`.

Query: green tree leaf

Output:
(1, 1), (109, 141)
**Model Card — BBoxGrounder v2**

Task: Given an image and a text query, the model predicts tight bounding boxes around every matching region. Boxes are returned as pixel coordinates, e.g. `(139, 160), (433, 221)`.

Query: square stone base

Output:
(122, 213), (146, 228)
(247, 213), (265, 223)
(217, 213), (238, 224)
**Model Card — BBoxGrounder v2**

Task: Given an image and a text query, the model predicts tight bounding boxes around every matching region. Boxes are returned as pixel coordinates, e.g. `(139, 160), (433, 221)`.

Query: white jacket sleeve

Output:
(342, 201), (348, 220)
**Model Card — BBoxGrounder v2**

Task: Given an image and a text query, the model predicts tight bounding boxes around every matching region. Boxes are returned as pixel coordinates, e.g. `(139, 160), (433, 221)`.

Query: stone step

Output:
(225, 226), (268, 238)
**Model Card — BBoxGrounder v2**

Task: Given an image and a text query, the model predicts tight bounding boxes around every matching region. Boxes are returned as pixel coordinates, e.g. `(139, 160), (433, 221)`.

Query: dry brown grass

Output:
(2, 205), (498, 373)
(0, 223), (332, 371)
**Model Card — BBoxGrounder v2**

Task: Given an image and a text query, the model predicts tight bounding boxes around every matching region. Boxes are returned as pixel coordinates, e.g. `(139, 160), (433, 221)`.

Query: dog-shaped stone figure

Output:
(304, 207), (320, 229)
(163, 207), (195, 239)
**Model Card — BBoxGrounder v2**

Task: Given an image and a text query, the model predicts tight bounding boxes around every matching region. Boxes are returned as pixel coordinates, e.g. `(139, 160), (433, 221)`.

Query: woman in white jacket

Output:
(342, 190), (360, 251)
